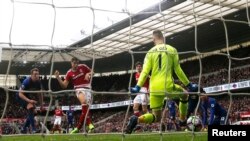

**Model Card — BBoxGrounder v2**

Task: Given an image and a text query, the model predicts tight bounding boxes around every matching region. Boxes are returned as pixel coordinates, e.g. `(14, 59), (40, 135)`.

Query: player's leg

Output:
(187, 94), (199, 118)
(67, 120), (73, 133)
(26, 103), (36, 133)
(52, 118), (58, 133)
(174, 84), (189, 123)
(126, 95), (165, 134)
(133, 94), (141, 117)
(141, 94), (149, 114)
(71, 89), (93, 134)
(57, 117), (62, 133)
(16, 94), (29, 133)
(52, 124), (57, 134)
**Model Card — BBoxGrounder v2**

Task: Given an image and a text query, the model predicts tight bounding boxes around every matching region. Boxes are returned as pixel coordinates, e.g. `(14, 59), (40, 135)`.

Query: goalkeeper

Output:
(126, 30), (197, 134)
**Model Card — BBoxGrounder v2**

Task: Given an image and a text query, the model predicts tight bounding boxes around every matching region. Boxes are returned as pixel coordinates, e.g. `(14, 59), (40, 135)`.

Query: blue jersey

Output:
(201, 97), (227, 125)
(67, 110), (74, 122)
(18, 77), (43, 98)
(167, 100), (176, 117)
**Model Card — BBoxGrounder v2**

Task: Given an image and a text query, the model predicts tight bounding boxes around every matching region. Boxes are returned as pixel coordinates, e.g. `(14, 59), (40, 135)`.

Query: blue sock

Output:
(28, 109), (35, 131)
(23, 118), (30, 131)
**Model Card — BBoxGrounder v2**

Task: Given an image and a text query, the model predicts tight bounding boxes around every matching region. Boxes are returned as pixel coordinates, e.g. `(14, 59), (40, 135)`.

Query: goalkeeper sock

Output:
(139, 113), (155, 124)
(77, 104), (88, 129)
(179, 100), (188, 121)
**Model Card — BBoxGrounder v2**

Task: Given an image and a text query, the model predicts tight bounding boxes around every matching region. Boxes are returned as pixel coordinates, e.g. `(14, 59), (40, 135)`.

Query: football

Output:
(186, 116), (202, 131)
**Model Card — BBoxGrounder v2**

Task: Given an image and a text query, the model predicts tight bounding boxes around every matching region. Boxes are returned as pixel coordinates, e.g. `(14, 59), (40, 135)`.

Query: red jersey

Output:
(135, 72), (149, 90)
(65, 64), (91, 89)
(55, 109), (64, 116)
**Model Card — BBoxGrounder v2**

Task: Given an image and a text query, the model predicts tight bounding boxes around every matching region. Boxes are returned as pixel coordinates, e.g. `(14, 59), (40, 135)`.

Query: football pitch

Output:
(1, 132), (207, 141)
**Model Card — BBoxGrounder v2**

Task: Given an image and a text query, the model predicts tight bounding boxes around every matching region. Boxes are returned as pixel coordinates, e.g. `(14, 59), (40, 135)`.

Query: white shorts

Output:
(133, 87), (149, 105)
(54, 116), (62, 125)
(75, 88), (92, 105)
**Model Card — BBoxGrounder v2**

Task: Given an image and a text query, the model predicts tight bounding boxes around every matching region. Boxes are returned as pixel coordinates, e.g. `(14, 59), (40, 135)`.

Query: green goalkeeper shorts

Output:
(149, 84), (186, 110)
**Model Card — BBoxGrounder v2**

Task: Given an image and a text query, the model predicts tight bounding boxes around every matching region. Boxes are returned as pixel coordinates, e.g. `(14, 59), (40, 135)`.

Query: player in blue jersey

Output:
(187, 85), (202, 118)
(200, 95), (227, 131)
(164, 99), (179, 131)
(16, 68), (43, 134)
(66, 106), (74, 133)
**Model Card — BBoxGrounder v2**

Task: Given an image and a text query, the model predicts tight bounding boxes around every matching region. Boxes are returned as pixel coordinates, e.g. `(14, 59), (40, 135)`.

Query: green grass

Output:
(0, 132), (207, 141)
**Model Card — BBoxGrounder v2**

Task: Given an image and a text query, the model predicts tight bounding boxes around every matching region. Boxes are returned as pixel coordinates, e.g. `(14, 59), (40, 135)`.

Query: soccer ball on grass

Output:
(186, 116), (202, 131)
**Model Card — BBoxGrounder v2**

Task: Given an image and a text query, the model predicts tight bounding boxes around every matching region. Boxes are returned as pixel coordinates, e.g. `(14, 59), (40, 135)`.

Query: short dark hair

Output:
(71, 57), (79, 62)
(153, 30), (164, 39)
(30, 68), (39, 74)
(135, 61), (142, 66)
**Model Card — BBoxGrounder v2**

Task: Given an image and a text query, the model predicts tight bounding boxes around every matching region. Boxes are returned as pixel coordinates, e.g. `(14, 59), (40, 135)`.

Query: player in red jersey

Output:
(51, 106), (66, 134)
(54, 57), (94, 134)
(133, 61), (150, 117)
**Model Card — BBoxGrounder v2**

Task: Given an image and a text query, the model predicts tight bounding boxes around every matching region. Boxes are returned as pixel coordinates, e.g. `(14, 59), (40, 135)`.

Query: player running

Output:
(55, 57), (94, 134)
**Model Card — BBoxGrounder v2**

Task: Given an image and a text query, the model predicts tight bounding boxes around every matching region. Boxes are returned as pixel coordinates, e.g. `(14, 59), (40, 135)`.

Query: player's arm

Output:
(85, 70), (94, 81)
(208, 101), (216, 125)
(19, 80), (37, 104)
(54, 70), (69, 89)
(201, 104), (207, 127)
(173, 49), (190, 86)
(137, 53), (152, 87)
(19, 90), (37, 104)
(63, 111), (66, 116)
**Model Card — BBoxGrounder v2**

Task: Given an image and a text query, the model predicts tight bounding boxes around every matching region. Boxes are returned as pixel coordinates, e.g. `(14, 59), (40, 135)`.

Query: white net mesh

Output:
(0, 0), (250, 140)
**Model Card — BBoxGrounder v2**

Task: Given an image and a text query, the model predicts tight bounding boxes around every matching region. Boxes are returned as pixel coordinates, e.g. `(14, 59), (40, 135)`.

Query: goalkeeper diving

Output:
(126, 30), (198, 134)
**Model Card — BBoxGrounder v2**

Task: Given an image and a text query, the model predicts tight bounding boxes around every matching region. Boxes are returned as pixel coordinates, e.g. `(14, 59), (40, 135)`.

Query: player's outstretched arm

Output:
(54, 70), (69, 89)
(172, 49), (190, 86)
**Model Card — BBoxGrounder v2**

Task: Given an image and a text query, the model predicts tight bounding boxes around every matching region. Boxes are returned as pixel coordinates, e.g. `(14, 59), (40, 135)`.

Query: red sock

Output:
(134, 111), (140, 117)
(86, 112), (92, 125)
(77, 105), (88, 129)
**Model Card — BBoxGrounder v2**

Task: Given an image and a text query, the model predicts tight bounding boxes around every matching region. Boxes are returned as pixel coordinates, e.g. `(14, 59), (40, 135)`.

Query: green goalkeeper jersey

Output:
(137, 43), (190, 95)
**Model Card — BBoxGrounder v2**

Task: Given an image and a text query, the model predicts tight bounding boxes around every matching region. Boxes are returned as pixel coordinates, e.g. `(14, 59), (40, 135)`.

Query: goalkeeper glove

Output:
(186, 83), (198, 92)
(130, 85), (141, 93)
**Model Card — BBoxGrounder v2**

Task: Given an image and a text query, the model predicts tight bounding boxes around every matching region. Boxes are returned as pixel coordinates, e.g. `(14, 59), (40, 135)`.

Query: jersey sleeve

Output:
(201, 103), (207, 126)
(21, 78), (29, 90)
(80, 64), (91, 73)
(137, 52), (152, 87)
(209, 99), (216, 125)
(65, 71), (71, 81)
(173, 48), (190, 86)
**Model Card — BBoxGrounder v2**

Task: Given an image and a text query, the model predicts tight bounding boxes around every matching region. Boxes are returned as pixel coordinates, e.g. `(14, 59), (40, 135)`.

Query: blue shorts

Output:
(16, 93), (28, 109)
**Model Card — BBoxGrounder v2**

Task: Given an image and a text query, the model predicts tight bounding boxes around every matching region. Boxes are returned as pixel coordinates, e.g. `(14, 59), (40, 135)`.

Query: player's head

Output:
(71, 57), (79, 70)
(135, 61), (142, 72)
(30, 68), (40, 81)
(56, 105), (61, 109)
(153, 30), (164, 45)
